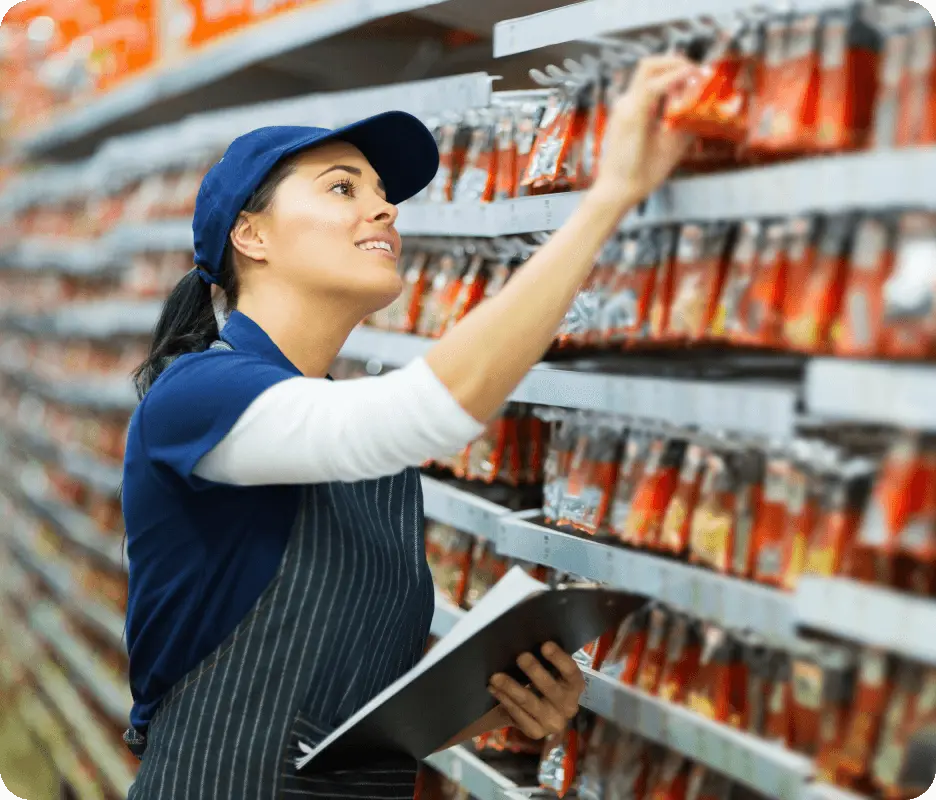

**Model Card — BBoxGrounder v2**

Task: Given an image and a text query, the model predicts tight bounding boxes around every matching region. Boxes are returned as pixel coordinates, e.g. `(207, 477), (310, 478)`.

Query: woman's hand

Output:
(592, 54), (700, 210)
(488, 642), (586, 739)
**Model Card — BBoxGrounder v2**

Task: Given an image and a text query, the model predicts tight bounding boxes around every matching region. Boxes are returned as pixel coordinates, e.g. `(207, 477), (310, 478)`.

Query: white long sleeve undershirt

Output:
(193, 358), (485, 486)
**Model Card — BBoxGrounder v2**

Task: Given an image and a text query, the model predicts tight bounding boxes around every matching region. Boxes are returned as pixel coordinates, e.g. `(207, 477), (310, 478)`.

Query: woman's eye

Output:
(329, 178), (356, 197)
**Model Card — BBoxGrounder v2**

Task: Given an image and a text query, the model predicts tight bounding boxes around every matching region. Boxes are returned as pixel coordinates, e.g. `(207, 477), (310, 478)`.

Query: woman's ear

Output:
(229, 212), (266, 263)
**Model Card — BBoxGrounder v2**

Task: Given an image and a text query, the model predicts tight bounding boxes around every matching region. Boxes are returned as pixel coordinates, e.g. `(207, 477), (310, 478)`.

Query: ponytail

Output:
(134, 152), (299, 398)
(133, 256), (237, 399)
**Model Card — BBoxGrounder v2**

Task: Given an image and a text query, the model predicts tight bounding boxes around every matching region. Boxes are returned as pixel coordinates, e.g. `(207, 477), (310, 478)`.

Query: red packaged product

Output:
(833, 648), (895, 789)
(493, 109), (519, 201)
(522, 88), (588, 194)
(764, 654), (794, 746)
(624, 436), (686, 549)
(882, 212), (936, 360)
(834, 215), (897, 358)
(538, 724), (580, 798)
(427, 120), (468, 203)
(602, 606), (651, 686)
(686, 765), (732, 800)
(783, 451), (824, 591)
(752, 451), (791, 585)
(440, 254), (488, 334)
(784, 214), (856, 353)
(578, 71), (609, 188)
(601, 229), (663, 345)
(665, 23), (758, 142)
(687, 626), (746, 725)
(658, 615), (703, 704)
(454, 113), (498, 203)
(637, 606), (670, 696)
(714, 220), (762, 342)
(647, 225), (680, 344)
(417, 253), (467, 339)
(543, 413), (578, 525)
(609, 430), (651, 544)
(514, 100), (547, 198)
(772, 13), (823, 153)
(789, 643), (857, 757)
(738, 220), (789, 347)
(649, 753), (690, 800)
(659, 444), (706, 556)
(814, 7), (881, 152)
(873, 27), (911, 149)
(897, 13), (936, 147)
(670, 223), (733, 342)
(747, 17), (791, 153)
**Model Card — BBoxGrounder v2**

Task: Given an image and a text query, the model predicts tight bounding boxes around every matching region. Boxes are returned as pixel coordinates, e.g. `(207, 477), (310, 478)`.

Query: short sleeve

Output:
(139, 350), (295, 486)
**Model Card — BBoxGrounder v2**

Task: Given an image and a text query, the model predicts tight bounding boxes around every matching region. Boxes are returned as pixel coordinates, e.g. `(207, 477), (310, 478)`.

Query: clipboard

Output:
(298, 574), (647, 773)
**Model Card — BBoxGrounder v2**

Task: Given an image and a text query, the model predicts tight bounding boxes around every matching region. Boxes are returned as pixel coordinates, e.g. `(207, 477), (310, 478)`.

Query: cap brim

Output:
(283, 111), (439, 206)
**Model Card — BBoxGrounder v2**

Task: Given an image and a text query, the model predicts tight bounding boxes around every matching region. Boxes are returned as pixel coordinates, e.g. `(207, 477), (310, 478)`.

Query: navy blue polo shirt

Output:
(122, 311), (306, 731)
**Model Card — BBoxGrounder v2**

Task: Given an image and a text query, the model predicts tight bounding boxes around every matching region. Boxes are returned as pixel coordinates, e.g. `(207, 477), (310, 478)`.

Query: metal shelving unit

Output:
(806, 358), (936, 430)
(424, 746), (528, 800)
(14, 6), (493, 156)
(796, 576), (936, 667)
(421, 475), (512, 539)
(581, 669), (814, 800)
(498, 513), (797, 643)
(342, 328), (799, 440)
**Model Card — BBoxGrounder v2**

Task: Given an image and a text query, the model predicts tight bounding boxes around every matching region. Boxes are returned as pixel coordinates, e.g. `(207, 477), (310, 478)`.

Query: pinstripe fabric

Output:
(127, 451), (433, 798)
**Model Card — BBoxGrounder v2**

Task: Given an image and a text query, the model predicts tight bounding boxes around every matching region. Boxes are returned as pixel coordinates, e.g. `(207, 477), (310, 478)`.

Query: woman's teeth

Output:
(357, 241), (393, 253)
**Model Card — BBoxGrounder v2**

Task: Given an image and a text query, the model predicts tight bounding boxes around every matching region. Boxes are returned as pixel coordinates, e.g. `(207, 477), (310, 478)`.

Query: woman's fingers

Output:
(490, 673), (565, 734)
(543, 642), (586, 693)
(489, 687), (545, 739)
(516, 652), (566, 711)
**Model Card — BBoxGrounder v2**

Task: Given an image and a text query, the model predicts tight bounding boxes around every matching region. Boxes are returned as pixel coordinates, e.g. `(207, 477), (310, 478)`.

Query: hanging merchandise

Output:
(882, 212), (936, 360)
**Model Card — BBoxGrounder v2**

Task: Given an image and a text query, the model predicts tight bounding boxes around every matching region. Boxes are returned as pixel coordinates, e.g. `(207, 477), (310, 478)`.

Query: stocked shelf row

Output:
(424, 746), (530, 800)
(10, 148), (936, 259)
(419, 477), (936, 666)
(580, 669), (813, 800)
(13, 2), (494, 157)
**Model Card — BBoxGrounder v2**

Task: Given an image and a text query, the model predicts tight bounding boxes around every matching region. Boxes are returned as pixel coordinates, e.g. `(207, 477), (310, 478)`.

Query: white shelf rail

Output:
(342, 328), (799, 440)
(494, 0), (604, 57)
(498, 513), (797, 643)
(581, 669), (814, 800)
(796, 576), (936, 667)
(424, 746), (525, 800)
(806, 358), (936, 430)
(431, 593), (466, 638)
(421, 475), (512, 539)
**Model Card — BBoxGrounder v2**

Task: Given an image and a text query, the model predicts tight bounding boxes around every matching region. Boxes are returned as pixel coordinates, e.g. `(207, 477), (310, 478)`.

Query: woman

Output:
(121, 54), (697, 799)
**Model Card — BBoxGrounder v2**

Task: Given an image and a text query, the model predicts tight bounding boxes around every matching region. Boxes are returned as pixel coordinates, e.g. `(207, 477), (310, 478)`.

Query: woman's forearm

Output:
(424, 187), (637, 421)
(436, 706), (513, 752)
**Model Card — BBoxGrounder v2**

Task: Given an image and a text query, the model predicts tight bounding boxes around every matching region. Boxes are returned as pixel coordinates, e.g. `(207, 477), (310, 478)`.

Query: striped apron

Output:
(125, 352), (435, 798)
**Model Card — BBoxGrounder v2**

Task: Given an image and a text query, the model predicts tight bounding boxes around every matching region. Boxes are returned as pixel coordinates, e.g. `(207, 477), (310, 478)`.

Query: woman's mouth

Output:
(355, 239), (396, 259)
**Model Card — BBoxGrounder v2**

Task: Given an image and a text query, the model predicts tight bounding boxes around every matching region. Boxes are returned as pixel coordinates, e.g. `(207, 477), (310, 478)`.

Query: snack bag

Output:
(493, 108), (519, 201)
(882, 212), (936, 359)
(441, 254), (488, 334)
(659, 444), (707, 556)
(427, 119), (469, 203)
(784, 214), (856, 353)
(782, 216), (821, 327)
(658, 615), (703, 704)
(897, 12), (936, 147)
(834, 214), (897, 357)
(602, 607), (651, 686)
(782, 448), (824, 591)
(752, 450), (791, 585)
(624, 436), (686, 549)
(789, 643), (857, 757)
(425, 523), (474, 607)
(687, 626), (746, 724)
(514, 100), (548, 198)
(665, 23), (757, 142)
(648, 226), (680, 344)
(747, 17), (791, 153)
(815, 6), (882, 152)
(522, 87), (589, 194)
(637, 606), (671, 696)
(873, 27), (911, 149)
(609, 430), (651, 543)
(543, 412), (577, 524)
(578, 70), (609, 188)
(464, 539), (508, 609)
(538, 724), (580, 798)
(772, 14), (823, 153)
(671, 223), (733, 341)
(715, 219), (762, 342)
(454, 113), (498, 203)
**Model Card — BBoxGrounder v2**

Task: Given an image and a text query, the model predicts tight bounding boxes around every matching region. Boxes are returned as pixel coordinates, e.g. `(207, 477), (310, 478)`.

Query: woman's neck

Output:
(235, 289), (362, 378)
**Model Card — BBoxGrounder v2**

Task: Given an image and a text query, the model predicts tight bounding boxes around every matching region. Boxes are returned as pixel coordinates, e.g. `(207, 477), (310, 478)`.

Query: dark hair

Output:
(133, 157), (298, 398)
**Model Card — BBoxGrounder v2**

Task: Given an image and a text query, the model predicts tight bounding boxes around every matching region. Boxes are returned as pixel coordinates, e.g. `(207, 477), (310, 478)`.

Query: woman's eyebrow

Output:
(315, 164), (386, 193)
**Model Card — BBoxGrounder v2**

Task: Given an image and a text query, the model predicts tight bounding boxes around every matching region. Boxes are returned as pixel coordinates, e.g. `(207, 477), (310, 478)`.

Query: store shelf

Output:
(0, 473), (126, 572)
(581, 669), (813, 800)
(497, 513), (797, 643)
(342, 328), (799, 439)
(806, 358), (936, 430)
(796, 576), (936, 666)
(494, 1), (603, 57)
(7, 534), (126, 652)
(804, 784), (870, 800)
(15, 693), (108, 800)
(424, 746), (523, 800)
(421, 475), (512, 539)
(398, 149), (936, 236)
(30, 603), (133, 726)
(1, 608), (135, 798)
(2, 367), (139, 413)
(14, 3), (491, 156)
(397, 190), (583, 236)
(431, 592), (466, 638)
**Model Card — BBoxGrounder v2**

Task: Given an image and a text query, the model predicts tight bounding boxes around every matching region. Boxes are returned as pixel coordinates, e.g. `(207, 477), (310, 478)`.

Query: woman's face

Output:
(245, 141), (404, 315)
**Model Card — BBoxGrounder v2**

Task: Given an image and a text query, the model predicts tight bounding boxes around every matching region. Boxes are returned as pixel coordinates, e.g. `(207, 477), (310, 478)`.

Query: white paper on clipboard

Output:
(294, 566), (545, 770)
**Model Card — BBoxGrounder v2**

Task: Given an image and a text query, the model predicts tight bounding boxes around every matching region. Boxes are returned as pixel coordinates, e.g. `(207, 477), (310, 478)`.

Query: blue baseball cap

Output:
(192, 111), (439, 280)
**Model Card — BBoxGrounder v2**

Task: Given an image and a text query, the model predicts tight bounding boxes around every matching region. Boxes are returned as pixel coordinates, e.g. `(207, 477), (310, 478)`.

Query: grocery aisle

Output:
(3, 0), (936, 798)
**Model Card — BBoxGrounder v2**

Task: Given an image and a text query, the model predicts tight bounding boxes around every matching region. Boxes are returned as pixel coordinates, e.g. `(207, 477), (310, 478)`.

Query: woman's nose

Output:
(367, 195), (398, 226)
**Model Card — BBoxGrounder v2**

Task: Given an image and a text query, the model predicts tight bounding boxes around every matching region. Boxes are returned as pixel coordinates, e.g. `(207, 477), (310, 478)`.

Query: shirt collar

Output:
(220, 310), (303, 376)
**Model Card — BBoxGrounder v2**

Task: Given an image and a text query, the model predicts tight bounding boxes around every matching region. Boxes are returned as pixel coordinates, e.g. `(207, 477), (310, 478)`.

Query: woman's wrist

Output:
(584, 178), (643, 222)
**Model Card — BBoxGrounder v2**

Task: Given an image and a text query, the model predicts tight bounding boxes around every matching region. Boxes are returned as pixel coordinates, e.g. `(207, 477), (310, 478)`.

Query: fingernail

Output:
(543, 643), (557, 656)
(518, 654), (532, 668)
(492, 674), (506, 688)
